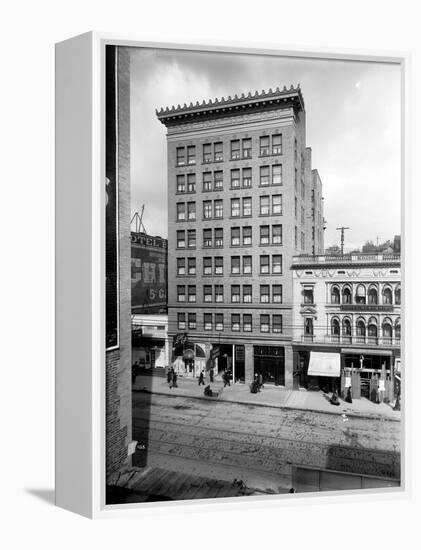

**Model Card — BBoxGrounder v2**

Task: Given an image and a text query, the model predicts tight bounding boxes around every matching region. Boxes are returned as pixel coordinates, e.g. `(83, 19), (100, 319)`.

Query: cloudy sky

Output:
(128, 47), (401, 249)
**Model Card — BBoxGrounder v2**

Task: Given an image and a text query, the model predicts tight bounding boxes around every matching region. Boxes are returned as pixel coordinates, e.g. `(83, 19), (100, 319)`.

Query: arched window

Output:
(331, 318), (340, 335)
(382, 287), (392, 305)
(368, 286), (378, 304)
(395, 319), (401, 340)
(368, 322), (378, 339)
(342, 318), (352, 342)
(356, 319), (366, 341)
(356, 284), (366, 305)
(331, 286), (340, 304)
(395, 285), (401, 305)
(382, 319), (393, 343)
(342, 286), (352, 304)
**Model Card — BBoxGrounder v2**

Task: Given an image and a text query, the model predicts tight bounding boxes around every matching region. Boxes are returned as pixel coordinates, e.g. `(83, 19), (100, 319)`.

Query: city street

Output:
(132, 389), (401, 495)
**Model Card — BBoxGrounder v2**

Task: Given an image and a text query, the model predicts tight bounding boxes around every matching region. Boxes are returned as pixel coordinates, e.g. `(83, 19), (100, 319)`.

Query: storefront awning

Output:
(308, 352), (341, 377)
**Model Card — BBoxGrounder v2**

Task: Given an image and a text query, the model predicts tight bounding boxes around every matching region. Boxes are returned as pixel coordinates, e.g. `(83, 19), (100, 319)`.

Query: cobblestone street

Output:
(132, 388), (401, 495)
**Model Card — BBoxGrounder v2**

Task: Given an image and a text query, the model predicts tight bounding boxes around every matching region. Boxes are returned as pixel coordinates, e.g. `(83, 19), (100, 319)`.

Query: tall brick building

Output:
(157, 86), (324, 388)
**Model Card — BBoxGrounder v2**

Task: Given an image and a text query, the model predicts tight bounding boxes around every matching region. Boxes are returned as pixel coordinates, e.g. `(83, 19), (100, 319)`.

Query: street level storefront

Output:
(132, 314), (170, 371)
(294, 345), (398, 402)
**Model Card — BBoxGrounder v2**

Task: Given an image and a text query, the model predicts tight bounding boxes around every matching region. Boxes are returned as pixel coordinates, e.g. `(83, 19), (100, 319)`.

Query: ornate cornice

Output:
(156, 85), (304, 127)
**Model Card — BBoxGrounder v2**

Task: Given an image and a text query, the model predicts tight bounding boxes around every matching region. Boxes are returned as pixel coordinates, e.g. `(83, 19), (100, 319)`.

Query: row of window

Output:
(176, 195), (283, 221)
(177, 312), (283, 333)
(329, 285), (401, 305)
(176, 134), (283, 166)
(175, 255), (283, 275)
(175, 165), (282, 194)
(176, 284), (283, 303)
(175, 225), (282, 252)
(329, 317), (401, 338)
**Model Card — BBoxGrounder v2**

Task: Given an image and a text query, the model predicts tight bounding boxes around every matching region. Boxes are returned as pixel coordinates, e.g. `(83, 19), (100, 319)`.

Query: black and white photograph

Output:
(105, 44), (402, 505)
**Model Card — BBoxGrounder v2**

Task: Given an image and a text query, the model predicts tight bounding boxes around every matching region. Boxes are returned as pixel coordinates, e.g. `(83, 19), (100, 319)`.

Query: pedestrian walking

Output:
(167, 366), (172, 385)
(345, 386), (352, 403)
(223, 369), (231, 387)
(198, 369), (205, 386)
(172, 370), (178, 388)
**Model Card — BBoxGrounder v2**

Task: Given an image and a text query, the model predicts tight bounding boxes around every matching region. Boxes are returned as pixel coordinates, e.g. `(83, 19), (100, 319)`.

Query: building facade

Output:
(291, 252), (401, 400)
(157, 86), (323, 388)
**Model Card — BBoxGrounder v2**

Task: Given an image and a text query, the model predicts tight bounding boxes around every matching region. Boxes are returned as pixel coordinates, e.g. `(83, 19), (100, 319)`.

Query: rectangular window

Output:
(260, 285), (270, 303)
(272, 224), (282, 245)
(242, 167), (252, 188)
(177, 257), (185, 275)
(301, 206), (305, 224)
(176, 202), (185, 221)
(301, 232), (305, 251)
(204, 313), (212, 331)
(214, 199), (223, 219)
(203, 228), (212, 247)
(231, 139), (240, 160)
(187, 229), (196, 248)
(273, 284), (282, 303)
(260, 136), (269, 156)
(177, 174), (185, 193)
(188, 313), (196, 330)
(214, 256), (223, 275)
(272, 194), (282, 215)
(243, 285), (252, 303)
(215, 285), (224, 303)
(231, 227), (240, 246)
(177, 230), (185, 248)
(203, 200), (212, 219)
(231, 169), (240, 189)
(203, 172), (212, 192)
(187, 201), (196, 220)
(294, 138), (298, 161)
(272, 164), (282, 185)
(231, 256), (240, 275)
(231, 198), (240, 217)
(231, 314), (240, 332)
(214, 170), (223, 191)
(203, 257), (212, 275)
(294, 226), (298, 248)
(260, 165), (270, 186)
(204, 285), (212, 302)
(187, 145), (196, 165)
(243, 255), (252, 275)
(188, 285), (196, 302)
(214, 228), (223, 247)
(260, 225), (270, 245)
(215, 313), (224, 331)
(243, 314), (252, 332)
(176, 147), (185, 166)
(260, 195), (270, 215)
(242, 197), (252, 217)
(272, 134), (282, 155)
(187, 173), (196, 193)
(203, 143), (212, 163)
(177, 285), (186, 302)
(242, 138), (252, 158)
(273, 315), (282, 333)
(178, 312), (186, 330)
(260, 255), (269, 274)
(187, 257), (196, 275)
(214, 141), (223, 162)
(243, 226), (252, 246)
(260, 314), (270, 333)
(272, 254), (282, 274)
(231, 285), (240, 303)
(303, 288), (314, 304)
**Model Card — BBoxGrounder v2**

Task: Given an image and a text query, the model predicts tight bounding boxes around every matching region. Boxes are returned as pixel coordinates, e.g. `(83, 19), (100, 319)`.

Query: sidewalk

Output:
(133, 374), (401, 421)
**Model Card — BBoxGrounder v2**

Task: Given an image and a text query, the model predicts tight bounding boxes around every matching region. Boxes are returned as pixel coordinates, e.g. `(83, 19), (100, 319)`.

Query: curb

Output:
(133, 386), (401, 422)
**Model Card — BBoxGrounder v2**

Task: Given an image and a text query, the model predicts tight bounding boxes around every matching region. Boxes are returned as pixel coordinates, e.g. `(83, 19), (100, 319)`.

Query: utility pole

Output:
(336, 226), (350, 256)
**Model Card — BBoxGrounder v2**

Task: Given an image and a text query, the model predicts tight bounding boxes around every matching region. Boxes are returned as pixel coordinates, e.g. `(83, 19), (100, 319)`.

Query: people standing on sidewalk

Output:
(223, 369), (231, 387)
(198, 369), (205, 386)
(329, 389), (340, 406)
(167, 366), (172, 386)
(172, 369), (178, 388)
(258, 372), (264, 391)
(210, 367), (214, 383)
(345, 386), (352, 403)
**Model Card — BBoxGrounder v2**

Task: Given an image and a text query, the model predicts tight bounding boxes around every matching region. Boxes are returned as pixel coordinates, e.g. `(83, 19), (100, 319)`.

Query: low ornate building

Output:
(291, 252), (401, 400)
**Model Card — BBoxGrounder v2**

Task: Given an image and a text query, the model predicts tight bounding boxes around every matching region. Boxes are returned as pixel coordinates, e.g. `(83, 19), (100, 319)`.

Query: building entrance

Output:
(254, 346), (285, 386)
